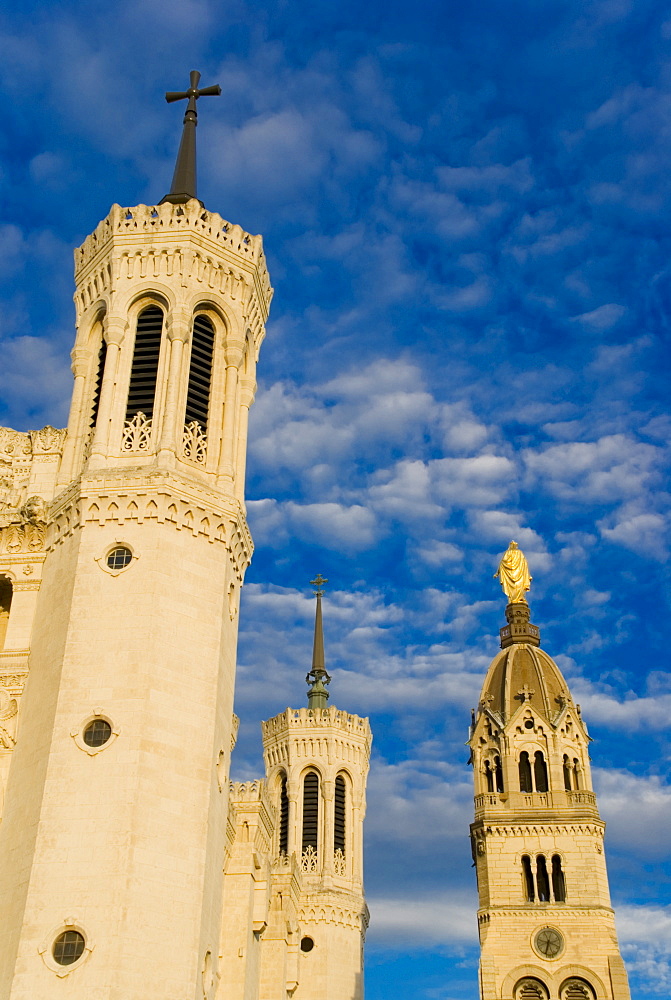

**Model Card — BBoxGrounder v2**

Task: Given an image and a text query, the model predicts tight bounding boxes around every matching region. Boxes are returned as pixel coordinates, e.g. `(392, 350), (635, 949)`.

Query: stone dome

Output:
(479, 641), (571, 723)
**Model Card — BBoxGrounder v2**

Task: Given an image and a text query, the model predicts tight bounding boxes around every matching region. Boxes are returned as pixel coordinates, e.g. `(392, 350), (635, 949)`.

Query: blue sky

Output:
(1, 1), (671, 996)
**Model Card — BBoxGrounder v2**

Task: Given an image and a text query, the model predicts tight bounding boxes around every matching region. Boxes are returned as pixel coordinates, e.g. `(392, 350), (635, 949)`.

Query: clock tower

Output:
(469, 545), (631, 1000)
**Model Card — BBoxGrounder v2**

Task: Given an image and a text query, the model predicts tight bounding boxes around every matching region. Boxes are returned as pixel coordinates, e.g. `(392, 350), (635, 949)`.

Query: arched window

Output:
(573, 758), (582, 790)
(494, 755), (504, 793)
(334, 774), (346, 854)
(302, 772), (319, 853)
(560, 978), (595, 1000)
(125, 305), (164, 423)
(485, 760), (494, 793)
(90, 336), (107, 429)
(522, 854), (535, 902)
(536, 854), (550, 902)
(278, 773), (289, 856)
(515, 977), (549, 1000)
(185, 315), (215, 433)
(534, 750), (549, 793)
(552, 854), (566, 902)
(0, 576), (12, 651)
(563, 754), (573, 791)
(519, 751), (533, 792)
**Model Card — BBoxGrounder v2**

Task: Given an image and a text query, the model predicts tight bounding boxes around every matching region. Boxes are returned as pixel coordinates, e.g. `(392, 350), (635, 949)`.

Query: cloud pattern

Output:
(0, 1), (670, 996)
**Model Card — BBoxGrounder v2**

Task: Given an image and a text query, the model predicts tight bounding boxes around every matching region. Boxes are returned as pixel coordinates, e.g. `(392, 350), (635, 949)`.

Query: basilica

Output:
(0, 76), (630, 1000)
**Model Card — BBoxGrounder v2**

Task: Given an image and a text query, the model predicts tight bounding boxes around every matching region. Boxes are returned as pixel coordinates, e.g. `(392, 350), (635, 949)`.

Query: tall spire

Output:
(161, 70), (221, 206)
(306, 574), (331, 710)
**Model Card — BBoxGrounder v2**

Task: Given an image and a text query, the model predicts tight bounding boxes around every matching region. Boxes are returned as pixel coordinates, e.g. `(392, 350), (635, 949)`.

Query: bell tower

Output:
(469, 543), (631, 1000)
(0, 74), (272, 999)
(259, 579), (372, 1000)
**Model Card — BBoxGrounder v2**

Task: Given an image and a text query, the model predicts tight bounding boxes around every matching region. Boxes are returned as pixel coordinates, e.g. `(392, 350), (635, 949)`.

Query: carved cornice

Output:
(298, 895), (368, 933)
(49, 471), (254, 577)
(471, 820), (605, 837)
(74, 203), (273, 334)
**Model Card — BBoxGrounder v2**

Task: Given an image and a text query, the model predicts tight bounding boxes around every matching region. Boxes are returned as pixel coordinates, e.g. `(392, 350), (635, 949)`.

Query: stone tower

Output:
(469, 556), (631, 1000)
(0, 76), (273, 998)
(258, 582), (371, 1000)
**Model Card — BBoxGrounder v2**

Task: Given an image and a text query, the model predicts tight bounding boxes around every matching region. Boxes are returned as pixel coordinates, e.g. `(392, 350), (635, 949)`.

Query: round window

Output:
(106, 546), (132, 571)
(53, 930), (85, 966)
(300, 936), (314, 953)
(524, 719), (535, 729)
(83, 718), (112, 748)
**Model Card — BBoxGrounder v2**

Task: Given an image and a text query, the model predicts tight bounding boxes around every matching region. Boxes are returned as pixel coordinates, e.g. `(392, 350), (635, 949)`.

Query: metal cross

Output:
(161, 71), (221, 205)
(310, 574), (328, 596)
(165, 70), (221, 118)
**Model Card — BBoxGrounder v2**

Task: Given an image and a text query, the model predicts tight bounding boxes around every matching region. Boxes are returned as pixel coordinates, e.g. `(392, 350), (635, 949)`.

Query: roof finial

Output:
(306, 575), (331, 711)
(160, 70), (221, 206)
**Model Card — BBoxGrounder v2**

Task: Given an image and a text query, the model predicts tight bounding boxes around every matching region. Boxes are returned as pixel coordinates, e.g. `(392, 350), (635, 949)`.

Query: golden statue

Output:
(494, 540), (532, 604)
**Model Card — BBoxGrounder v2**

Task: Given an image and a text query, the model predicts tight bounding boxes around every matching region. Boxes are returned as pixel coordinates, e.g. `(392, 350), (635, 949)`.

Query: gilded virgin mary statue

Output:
(494, 540), (532, 604)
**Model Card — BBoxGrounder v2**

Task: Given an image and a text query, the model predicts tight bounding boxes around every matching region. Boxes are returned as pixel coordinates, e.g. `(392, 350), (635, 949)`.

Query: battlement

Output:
(261, 706), (371, 742)
(73, 201), (274, 334)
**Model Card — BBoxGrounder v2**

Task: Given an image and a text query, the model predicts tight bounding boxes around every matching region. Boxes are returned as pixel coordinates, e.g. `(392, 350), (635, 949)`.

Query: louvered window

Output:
(302, 772), (319, 851)
(334, 775), (346, 854)
(90, 339), (107, 428)
(185, 315), (215, 432)
(279, 774), (289, 856)
(515, 979), (548, 1000)
(561, 979), (594, 1000)
(126, 306), (163, 421)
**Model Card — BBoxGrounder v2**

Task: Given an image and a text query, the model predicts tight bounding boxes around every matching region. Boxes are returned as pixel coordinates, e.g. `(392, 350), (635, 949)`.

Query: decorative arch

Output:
(302, 770), (320, 853)
(514, 977), (549, 999)
(125, 303), (165, 424)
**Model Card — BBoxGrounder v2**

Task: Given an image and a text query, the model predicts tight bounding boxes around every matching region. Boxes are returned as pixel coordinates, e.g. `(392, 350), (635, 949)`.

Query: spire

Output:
(306, 575), (331, 711)
(160, 70), (221, 206)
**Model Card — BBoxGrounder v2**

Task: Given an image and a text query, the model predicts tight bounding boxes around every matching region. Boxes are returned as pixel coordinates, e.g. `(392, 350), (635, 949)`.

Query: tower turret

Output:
(260, 582), (372, 1000)
(469, 543), (631, 1000)
(0, 78), (272, 999)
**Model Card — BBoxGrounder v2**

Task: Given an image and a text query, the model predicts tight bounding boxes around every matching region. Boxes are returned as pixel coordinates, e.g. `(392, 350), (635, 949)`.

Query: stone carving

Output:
(0, 495), (48, 555)
(301, 845), (319, 874)
(122, 412), (153, 452)
(30, 426), (66, 454)
(333, 848), (346, 876)
(183, 421), (207, 464)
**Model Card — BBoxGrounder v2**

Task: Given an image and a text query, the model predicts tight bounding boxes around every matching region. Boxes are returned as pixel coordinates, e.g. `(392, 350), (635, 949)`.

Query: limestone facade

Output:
(470, 602), (631, 1000)
(0, 196), (372, 1000)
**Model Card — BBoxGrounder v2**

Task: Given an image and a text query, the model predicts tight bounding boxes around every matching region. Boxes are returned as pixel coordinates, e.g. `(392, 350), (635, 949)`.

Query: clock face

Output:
(534, 926), (564, 959)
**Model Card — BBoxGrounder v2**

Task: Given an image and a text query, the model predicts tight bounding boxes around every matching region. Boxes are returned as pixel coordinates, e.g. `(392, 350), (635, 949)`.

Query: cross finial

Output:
(161, 70), (222, 206)
(310, 574), (328, 596)
(516, 684), (535, 703)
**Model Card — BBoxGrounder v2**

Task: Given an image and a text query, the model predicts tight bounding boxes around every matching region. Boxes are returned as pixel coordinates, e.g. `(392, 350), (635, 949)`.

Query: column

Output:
(234, 377), (256, 504)
(322, 778), (334, 878)
(157, 309), (189, 464)
(56, 346), (92, 487)
(87, 318), (125, 469)
(217, 340), (244, 487)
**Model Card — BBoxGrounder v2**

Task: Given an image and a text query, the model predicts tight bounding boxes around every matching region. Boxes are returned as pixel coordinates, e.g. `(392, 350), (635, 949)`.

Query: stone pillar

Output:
(87, 318), (125, 469)
(217, 341), (244, 486)
(234, 377), (256, 504)
(57, 346), (92, 486)
(157, 310), (189, 463)
(322, 777), (334, 877)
